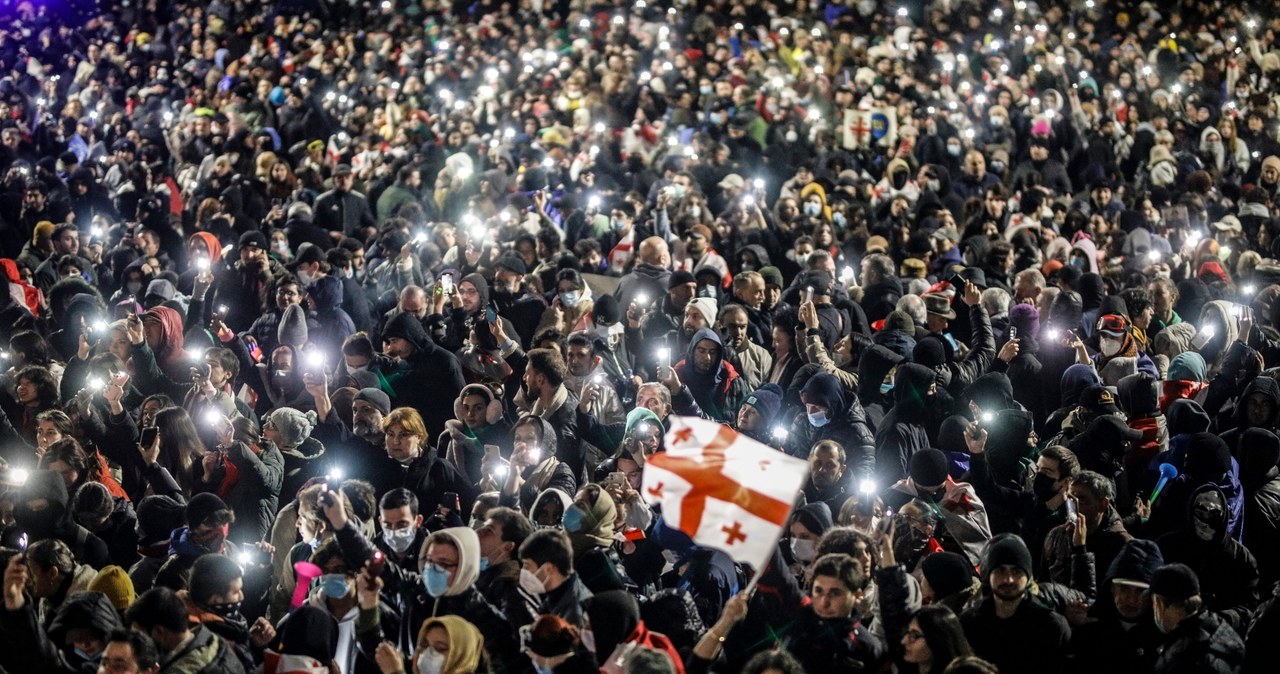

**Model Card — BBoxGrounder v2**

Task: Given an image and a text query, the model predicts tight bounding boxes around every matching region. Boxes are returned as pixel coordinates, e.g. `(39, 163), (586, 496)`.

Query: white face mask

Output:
(383, 526), (416, 554)
(416, 648), (445, 674)
(688, 205), (702, 219)
(785, 129), (799, 143)
(298, 270), (316, 285)
(519, 567), (547, 595)
(790, 538), (816, 563)
(1100, 336), (1123, 357)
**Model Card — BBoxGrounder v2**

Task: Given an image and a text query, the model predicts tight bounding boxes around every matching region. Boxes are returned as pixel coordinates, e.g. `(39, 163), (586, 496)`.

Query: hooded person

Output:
(1155, 483), (1260, 634)
(0, 585), (122, 673)
(874, 363), (936, 484)
(381, 310), (466, 439)
(498, 415), (579, 516)
(1118, 372), (1169, 479)
(855, 344), (904, 430)
(303, 275), (356, 356)
(1070, 539), (1165, 673)
(1044, 364), (1103, 440)
(583, 590), (686, 673)
(1195, 300), (1240, 376)
(1218, 376), (1280, 459)
(785, 372), (875, 479)
(1238, 428), (1280, 587)
(1160, 352), (1209, 413)
(262, 605), (339, 674)
(413, 526), (515, 662)
(562, 485), (627, 593)
(10, 469), (111, 569)
(135, 304), (192, 383)
(1094, 313), (1160, 379)
(411, 616), (488, 674)
(671, 327), (749, 423)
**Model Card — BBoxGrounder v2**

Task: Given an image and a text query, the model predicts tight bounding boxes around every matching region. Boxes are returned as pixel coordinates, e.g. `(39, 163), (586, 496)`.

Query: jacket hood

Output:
(306, 275), (344, 311)
(189, 232), (223, 264)
(1103, 538), (1164, 587)
(382, 311), (434, 353)
(529, 488), (574, 526)
(433, 526), (481, 597)
(21, 468), (70, 509)
(736, 244), (772, 268)
(48, 591), (122, 644)
(459, 273), (490, 310)
(1167, 399), (1212, 436)
(873, 329), (916, 362)
(1059, 364), (1102, 409)
(1047, 290), (1084, 334)
(856, 344), (904, 403)
(1077, 273), (1105, 311)
(793, 501), (834, 536)
(1117, 373), (1160, 417)
(1186, 482), (1230, 545)
(680, 327), (727, 384)
(1174, 280), (1211, 330)
(145, 305), (186, 350)
(964, 372), (1015, 411)
(1235, 375), (1280, 428)
(1070, 238), (1100, 274)
(1168, 351), (1207, 382)
(1240, 427), (1280, 488)
(892, 362), (936, 418)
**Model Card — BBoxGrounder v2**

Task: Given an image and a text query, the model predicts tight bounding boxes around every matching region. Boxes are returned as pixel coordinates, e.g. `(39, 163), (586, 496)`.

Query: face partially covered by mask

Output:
(1191, 490), (1226, 542)
(1099, 335), (1123, 357)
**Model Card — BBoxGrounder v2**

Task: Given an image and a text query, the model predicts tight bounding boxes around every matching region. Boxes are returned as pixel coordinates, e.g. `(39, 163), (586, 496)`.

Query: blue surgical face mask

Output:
(709, 112), (725, 125)
(423, 563), (451, 597)
(833, 212), (847, 227)
(479, 557), (490, 572)
(75, 648), (102, 662)
(947, 144), (962, 156)
(699, 85), (712, 95)
(803, 202), (821, 217)
(559, 291), (579, 306)
(319, 573), (351, 599)
(808, 410), (830, 427)
(562, 504), (589, 533)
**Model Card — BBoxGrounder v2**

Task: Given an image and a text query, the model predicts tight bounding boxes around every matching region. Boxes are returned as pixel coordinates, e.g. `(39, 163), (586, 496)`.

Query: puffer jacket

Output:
(1152, 610), (1246, 674)
(1042, 505), (1131, 591)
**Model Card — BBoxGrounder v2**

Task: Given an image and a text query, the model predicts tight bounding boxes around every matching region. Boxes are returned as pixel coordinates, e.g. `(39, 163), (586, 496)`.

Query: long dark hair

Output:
(153, 407), (204, 495)
(915, 605), (973, 674)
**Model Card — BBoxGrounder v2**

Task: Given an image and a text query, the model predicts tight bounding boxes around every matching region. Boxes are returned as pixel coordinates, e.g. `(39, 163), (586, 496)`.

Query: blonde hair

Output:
(382, 407), (428, 440)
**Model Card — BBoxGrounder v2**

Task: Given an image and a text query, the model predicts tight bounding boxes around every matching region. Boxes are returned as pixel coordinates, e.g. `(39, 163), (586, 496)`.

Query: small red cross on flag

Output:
(642, 416), (809, 571)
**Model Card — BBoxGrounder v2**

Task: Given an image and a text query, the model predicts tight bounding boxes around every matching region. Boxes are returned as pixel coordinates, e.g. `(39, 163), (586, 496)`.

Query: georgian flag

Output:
(642, 416), (808, 572)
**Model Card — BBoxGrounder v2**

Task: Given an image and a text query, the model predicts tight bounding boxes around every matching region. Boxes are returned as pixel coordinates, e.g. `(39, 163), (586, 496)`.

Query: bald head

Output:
(399, 285), (428, 317)
(639, 237), (670, 267)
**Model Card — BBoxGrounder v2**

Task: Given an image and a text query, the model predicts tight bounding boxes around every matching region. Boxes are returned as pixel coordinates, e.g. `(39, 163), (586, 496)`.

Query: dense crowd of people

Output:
(0, 0), (1279, 672)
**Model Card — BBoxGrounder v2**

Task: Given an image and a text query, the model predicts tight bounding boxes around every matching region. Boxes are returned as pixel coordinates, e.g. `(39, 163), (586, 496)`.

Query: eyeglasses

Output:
(904, 629), (925, 642)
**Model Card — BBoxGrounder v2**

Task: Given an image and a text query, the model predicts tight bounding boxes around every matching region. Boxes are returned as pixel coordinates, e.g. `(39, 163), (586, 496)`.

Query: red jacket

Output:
(1159, 379), (1207, 414)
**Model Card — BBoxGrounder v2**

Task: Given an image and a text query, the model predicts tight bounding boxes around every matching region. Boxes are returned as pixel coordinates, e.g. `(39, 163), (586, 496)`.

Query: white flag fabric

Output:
(641, 416), (808, 571)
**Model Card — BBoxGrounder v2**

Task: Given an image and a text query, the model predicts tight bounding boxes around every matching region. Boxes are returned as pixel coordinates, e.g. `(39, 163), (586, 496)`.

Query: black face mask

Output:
(1032, 473), (1059, 503)
(205, 601), (246, 625)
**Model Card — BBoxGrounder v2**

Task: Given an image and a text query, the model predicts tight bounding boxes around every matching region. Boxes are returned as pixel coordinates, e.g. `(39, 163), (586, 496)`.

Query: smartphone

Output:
(1066, 497), (1078, 522)
(605, 472), (627, 489)
(441, 273), (454, 295)
(1008, 326), (1018, 341)
(485, 305), (498, 323)
(803, 285), (814, 304)
(367, 550), (386, 577)
(441, 492), (460, 513)
(140, 426), (159, 448)
(623, 528), (646, 542)
(193, 362), (211, 379)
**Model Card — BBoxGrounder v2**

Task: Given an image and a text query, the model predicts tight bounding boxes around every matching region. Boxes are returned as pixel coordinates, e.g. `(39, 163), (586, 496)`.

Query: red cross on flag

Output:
(642, 416), (809, 572)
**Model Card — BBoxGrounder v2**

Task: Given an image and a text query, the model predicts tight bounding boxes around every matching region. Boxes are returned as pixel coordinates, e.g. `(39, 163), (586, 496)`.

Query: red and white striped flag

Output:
(642, 416), (808, 572)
